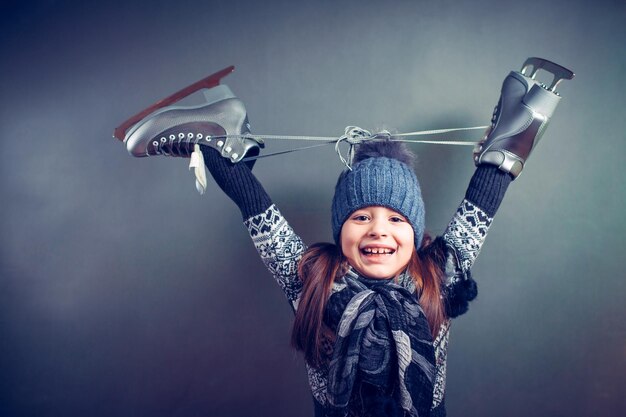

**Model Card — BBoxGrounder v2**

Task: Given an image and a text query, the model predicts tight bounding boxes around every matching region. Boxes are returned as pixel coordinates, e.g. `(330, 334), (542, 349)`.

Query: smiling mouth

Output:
(361, 247), (396, 255)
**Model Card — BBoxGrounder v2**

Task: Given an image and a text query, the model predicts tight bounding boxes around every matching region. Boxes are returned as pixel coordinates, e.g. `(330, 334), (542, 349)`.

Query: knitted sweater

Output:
(202, 147), (511, 416)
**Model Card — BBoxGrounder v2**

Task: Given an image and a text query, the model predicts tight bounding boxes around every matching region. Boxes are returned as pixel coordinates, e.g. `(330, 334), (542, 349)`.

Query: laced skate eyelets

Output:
(117, 65), (265, 164)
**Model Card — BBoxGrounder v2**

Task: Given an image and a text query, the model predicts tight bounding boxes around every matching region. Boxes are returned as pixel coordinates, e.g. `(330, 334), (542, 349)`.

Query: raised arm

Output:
(438, 165), (511, 317)
(202, 147), (306, 311)
(437, 57), (573, 318)
(444, 165), (511, 271)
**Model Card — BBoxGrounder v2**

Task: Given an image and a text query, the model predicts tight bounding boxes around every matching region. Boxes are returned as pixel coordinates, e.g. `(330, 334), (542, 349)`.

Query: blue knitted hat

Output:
(331, 139), (425, 247)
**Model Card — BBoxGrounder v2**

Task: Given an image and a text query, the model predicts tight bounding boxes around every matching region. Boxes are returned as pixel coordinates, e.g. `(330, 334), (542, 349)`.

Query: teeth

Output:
(362, 248), (393, 254)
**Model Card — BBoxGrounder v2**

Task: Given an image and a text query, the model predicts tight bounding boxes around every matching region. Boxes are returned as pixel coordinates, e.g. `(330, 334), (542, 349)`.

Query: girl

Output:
(118, 59), (568, 416)
(198, 138), (509, 417)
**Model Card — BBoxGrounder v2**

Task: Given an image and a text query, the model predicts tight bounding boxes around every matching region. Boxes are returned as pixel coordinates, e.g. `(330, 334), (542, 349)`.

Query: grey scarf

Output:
(324, 271), (436, 417)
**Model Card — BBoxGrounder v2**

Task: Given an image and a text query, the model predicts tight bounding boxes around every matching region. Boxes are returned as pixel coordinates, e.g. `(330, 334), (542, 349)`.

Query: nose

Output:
(368, 218), (388, 238)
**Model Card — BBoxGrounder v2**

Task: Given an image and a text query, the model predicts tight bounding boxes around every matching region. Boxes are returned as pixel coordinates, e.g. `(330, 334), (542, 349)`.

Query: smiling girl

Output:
(198, 137), (511, 417)
(340, 206), (415, 280)
(119, 58), (572, 417)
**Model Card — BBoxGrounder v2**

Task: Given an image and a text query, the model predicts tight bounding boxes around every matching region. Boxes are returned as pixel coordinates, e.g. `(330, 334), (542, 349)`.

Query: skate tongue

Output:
(189, 144), (207, 194)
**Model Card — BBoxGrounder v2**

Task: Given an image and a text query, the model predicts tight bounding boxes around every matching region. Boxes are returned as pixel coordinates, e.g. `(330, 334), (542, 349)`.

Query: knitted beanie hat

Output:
(331, 139), (425, 248)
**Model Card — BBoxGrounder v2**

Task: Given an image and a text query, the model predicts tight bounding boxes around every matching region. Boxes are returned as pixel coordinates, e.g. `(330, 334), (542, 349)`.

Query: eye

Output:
(351, 214), (370, 221)
(389, 215), (406, 223)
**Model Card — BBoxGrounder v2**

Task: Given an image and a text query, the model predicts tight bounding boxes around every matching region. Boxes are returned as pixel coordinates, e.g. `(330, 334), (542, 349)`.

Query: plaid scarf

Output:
(324, 271), (436, 417)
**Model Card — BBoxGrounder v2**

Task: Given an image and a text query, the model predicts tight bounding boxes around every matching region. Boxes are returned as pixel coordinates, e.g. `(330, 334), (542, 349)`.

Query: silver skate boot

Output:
(113, 66), (263, 164)
(474, 57), (574, 178)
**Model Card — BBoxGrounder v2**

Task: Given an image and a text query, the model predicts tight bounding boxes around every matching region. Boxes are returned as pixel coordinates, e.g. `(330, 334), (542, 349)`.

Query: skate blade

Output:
(113, 65), (235, 141)
(520, 57), (574, 93)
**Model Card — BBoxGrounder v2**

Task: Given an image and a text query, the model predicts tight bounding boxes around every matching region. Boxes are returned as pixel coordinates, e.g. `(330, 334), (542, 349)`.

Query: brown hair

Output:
(291, 235), (446, 367)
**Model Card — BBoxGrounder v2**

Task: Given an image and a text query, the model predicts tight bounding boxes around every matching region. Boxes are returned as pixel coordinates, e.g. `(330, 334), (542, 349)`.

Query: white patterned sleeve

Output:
(436, 166), (512, 318)
(442, 199), (494, 277)
(244, 204), (307, 310)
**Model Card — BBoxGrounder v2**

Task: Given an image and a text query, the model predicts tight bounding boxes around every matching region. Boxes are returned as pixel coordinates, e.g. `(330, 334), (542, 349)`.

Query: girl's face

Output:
(340, 206), (415, 279)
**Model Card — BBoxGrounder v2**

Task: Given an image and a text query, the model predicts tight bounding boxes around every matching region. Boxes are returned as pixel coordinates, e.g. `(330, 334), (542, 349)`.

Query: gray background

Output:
(1, 0), (624, 416)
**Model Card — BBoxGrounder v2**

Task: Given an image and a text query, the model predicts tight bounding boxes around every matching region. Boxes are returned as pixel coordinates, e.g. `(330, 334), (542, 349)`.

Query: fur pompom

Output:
(445, 270), (478, 318)
(353, 138), (415, 166)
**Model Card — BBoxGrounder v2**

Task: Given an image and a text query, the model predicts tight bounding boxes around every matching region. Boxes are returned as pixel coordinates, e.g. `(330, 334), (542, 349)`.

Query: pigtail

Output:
(409, 234), (447, 338)
(291, 243), (345, 368)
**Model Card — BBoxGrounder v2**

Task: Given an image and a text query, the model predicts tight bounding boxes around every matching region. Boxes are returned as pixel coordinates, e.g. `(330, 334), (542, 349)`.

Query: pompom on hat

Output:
(331, 136), (425, 248)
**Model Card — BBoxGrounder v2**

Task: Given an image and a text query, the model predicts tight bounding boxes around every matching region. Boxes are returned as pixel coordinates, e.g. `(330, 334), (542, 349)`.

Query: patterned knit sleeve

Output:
(440, 165), (512, 318)
(202, 147), (306, 310)
(244, 205), (306, 310)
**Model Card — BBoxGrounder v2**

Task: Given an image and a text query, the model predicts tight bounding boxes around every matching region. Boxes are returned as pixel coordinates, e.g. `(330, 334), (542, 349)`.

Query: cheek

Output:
(398, 228), (416, 255)
(339, 232), (350, 259)
(339, 225), (358, 253)
(398, 224), (415, 244)
(340, 238), (358, 261)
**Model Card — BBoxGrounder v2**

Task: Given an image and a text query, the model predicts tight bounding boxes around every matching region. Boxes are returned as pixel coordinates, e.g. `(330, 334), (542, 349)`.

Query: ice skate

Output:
(474, 57), (574, 178)
(113, 66), (263, 163)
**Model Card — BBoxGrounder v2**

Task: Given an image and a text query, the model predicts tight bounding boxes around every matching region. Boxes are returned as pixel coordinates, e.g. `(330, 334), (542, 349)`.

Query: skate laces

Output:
(187, 125), (487, 192)
(189, 144), (208, 194)
(204, 125), (487, 164)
